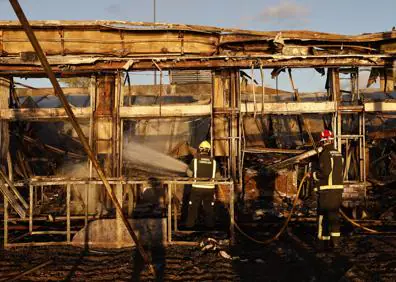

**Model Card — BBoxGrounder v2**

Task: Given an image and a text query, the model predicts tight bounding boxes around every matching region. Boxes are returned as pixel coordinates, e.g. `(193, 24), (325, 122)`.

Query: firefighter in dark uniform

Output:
(185, 141), (219, 229)
(312, 129), (344, 249)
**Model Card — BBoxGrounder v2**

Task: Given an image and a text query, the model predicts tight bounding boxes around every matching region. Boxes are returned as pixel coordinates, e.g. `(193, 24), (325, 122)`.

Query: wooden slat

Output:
(365, 101), (396, 112)
(1, 101), (396, 121)
(120, 104), (211, 118)
(0, 107), (91, 120)
(0, 56), (390, 75)
(0, 178), (26, 218)
(241, 101), (336, 114)
(0, 169), (28, 209)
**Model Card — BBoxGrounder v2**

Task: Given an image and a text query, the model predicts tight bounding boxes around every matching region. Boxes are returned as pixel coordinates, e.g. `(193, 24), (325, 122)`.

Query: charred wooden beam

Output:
(0, 55), (392, 75)
(0, 107), (90, 120)
(243, 147), (305, 154)
(3, 100), (396, 121)
(267, 147), (323, 171)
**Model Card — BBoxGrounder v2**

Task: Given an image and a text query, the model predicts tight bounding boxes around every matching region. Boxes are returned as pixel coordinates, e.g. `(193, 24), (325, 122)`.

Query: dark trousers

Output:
(317, 190), (343, 241)
(186, 187), (215, 228)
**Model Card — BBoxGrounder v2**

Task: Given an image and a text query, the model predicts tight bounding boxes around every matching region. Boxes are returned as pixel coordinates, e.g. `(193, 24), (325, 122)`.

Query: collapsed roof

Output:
(0, 21), (394, 75)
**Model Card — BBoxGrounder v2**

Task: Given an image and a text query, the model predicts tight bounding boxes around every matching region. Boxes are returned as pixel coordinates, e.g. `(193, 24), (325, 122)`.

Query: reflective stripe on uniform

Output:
(192, 158), (215, 189)
(318, 215), (323, 240)
(329, 157), (334, 186)
(212, 160), (216, 178)
(192, 184), (215, 189)
(319, 185), (344, 190)
(321, 236), (331, 240)
(331, 232), (341, 237)
(193, 158), (197, 178)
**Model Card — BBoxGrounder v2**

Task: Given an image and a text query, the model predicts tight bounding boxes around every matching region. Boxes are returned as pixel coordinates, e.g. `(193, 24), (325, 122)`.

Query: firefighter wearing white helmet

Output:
(185, 140), (219, 229)
(311, 129), (344, 250)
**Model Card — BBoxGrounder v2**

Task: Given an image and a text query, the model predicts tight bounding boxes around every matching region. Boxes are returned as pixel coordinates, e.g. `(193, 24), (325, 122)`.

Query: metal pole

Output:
(29, 185), (33, 234)
(153, 0), (157, 85)
(66, 184), (71, 243)
(9, 0), (153, 272)
(230, 182), (235, 245)
(153, 0), (156, 23)
(4, 196), (8, 247)
(167, 184), (172, 242)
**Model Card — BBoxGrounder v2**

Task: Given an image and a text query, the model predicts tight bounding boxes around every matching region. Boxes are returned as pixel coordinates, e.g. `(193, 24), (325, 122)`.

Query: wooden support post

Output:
(0, 77), (10, 246)
(212, 71), (229, 157)
(331, 68), (342, 152)
(87, 74), (94, 228)
(66, 184), (71, 243)
(213, 70), (240, 184)
(173, 185), (178, 232)
(85, 185), (89, 228)
(95, 74), (117, 210)
(34, 186), (37, 205)
(229, 182), (235, 245)
(4, 195), (8, 246)
(230, 70), (239, 183)
(167, 183), (172, 242)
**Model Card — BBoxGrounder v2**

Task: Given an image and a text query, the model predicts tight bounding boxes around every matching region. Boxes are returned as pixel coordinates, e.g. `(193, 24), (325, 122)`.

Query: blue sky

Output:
(0, 0), (393, 33)
(1, 0), (395, 91)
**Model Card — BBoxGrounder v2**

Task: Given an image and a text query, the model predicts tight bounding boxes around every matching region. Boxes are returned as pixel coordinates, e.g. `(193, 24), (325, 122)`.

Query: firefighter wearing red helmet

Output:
(311, 129), (344, 249)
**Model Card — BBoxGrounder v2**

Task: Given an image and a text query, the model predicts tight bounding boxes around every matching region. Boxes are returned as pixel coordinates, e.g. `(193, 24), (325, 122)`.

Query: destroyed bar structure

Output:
(0, 19), (395, 247)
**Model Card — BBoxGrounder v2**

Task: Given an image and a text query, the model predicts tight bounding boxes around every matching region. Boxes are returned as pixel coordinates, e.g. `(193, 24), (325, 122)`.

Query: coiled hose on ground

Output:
(219, 173), (392, 245)
(219, 173), (309, 245)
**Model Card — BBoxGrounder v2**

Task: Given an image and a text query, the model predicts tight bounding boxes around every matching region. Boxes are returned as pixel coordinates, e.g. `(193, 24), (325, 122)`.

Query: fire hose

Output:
(219, 173), (392, 245)
(219, 173), (310, 245)
(339, 209), (394, 234)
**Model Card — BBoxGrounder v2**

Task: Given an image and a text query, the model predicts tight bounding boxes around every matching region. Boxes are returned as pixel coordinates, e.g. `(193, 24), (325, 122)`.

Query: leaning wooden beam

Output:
(9, 0), (153, 273)
(0, 176), (26, 218)
(0, 168), (28, 209)
(23, 135), (85, 159)
(8, 260), (53, 282)
(267, 147), (323, 171)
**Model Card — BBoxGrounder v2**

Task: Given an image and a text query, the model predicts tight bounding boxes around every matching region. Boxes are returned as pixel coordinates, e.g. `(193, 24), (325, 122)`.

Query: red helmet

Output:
(320, 129), (334, 142)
